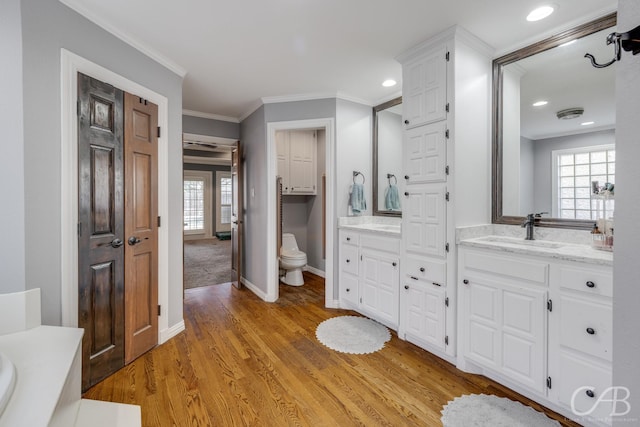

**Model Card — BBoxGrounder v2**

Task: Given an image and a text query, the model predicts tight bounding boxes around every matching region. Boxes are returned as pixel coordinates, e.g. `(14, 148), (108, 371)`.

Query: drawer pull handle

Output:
(586, 281), (595, 288)
(586, 327), (596, 335)
(410, 276), (419, 281)
(404, 285), (409, 290)
(432, 282), (441, 287)
(419, 267), (425, 272)
(392, 262), (397, 267)
(586, 389), (595, 398)
(404, 119), (410, 125)
(346, 259), (350, 263)
(404, 192), (410, 196)
(346, 237), (351, 241)
(463, 279), (469, 285)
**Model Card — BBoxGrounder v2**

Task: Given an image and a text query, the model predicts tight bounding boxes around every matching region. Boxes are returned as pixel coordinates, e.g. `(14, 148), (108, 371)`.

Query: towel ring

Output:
(387, 174), (397, 186)
(353, 171), (365, 184)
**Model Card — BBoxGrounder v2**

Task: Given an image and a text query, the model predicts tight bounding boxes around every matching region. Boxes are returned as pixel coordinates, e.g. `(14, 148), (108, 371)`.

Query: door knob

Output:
(128, 236), (141, 246)
(110, 238), (124, 248)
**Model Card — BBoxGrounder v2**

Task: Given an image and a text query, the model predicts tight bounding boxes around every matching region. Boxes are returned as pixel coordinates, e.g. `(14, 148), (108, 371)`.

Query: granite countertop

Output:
(457, 225), (613, 266)
(338, 216), (401, 236)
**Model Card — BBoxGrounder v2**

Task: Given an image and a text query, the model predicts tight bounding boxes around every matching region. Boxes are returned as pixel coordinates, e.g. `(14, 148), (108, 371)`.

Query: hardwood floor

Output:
(84, 272), (580, 426)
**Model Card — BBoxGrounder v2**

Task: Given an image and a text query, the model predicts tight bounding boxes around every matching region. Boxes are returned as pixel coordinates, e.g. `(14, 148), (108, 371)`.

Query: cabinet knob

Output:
(463, 279), (469, 285)
(404, 175), (410, 180)
(586, 281), (595, 288)
(392, 262), (397, 267)
(419, 267), (425, 272)
(586, 389), (595, 398)
(346, 259), (350, 263)
(404, 285), (409, 290)
(346, 288), (350, 292)
(404, 192), (410, 196)
(586, 327), (596, 335)
(404, 119), (410, 125)
(346, 237), (351, 241)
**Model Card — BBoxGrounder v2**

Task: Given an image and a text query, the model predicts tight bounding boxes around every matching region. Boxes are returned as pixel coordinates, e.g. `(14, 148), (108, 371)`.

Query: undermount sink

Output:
(476, 235), (565, 249)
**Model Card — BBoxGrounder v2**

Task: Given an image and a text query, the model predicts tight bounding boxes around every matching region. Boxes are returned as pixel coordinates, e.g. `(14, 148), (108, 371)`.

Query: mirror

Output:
(373, 96), (403, 217)
(493, 13), (617, 229)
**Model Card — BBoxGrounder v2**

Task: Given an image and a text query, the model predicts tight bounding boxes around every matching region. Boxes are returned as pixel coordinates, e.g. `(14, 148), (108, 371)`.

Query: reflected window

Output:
(553, 146), (615, 220)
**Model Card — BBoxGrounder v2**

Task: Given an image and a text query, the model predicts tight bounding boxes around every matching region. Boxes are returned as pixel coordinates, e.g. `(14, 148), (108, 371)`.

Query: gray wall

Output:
(184, 163), (232, 232)
(519, 137), (535, 215)
(614, 1), (640, 423)
(239, 106), (267, 292)
(183, 115), (240, 140)
(0, 0), (25, 293)
(265, 99), (336, 123)
(531, 129), (615, 215)
(21, 0), (184, 327)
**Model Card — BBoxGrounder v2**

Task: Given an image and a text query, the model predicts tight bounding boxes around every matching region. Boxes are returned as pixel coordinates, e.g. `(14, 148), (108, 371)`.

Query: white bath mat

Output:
(315, 315), (391, 354)
(441, 394), (561, 427)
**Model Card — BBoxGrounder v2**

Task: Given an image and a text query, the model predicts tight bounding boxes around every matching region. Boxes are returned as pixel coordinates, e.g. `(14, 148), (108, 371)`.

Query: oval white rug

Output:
(315, 316), (391, 354)
(441, 394), (561, 427)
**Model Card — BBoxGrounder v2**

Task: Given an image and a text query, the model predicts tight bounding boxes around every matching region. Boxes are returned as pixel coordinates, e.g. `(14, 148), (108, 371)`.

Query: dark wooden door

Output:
(123, 93), (159, 363)
(78, 73), (125, 391)
(231, 142), (243, 289)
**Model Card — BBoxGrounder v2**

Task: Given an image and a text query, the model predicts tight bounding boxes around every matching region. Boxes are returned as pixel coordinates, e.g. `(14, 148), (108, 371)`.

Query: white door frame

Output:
(266, 118), (335, 305)
(60, 49), (173, 342)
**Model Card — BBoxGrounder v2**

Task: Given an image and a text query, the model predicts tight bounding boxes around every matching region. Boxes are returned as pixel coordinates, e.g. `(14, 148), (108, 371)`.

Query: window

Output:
(553, 146), (615, 220)
(220, 177), (232, 224)
(183, 171), (212, 235)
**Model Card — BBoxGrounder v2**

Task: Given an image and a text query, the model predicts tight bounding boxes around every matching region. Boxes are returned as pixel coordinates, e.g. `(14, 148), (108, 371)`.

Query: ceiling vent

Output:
(556, 108), (584, 120)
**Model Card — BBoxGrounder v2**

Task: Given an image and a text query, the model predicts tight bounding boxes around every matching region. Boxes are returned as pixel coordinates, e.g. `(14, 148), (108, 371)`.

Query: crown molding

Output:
(59, 0), (187, 78)
(371, 90), (403, 107)
(182, 109), (239, 123)
(238, 99), (265, 123)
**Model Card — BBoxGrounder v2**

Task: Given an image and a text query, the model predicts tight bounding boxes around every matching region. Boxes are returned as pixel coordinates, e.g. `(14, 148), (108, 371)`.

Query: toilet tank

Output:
(281, 233), (299, 251)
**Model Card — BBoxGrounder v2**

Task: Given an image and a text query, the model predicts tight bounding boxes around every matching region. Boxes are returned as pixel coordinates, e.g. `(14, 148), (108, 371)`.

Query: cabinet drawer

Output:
(340, 272), (358, 306)
(558, 265), (612, 298)
(463, 250), (548, 284)
(405, 255), (446, 285)
(555, 351), (612, 423)
(361, 234), (400, 255)
(340, 230), (359, 246)
(559, 296), (612, 362)
(340, 244), (359, 276)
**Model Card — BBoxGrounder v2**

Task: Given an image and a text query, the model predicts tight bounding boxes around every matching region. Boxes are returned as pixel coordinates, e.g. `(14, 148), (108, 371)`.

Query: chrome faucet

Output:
(522, 212), (548, 240)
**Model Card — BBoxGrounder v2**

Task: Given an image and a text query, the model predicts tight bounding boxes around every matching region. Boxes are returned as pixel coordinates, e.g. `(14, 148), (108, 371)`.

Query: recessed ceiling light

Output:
(532, 101), (548, 107)
(382, 79), (397, 87)
(560, 39), (577, 47)
(581, 121), (595, 126)
(527, 5), (554, 22)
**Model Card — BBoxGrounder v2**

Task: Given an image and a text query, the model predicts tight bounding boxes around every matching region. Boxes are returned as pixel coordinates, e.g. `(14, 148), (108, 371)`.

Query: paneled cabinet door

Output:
(402, 45), (447, 129)
(463, 276), (547, 394)
(360, 250), (399, 327)
(404, 121), (447, 184)
(403, 281), (446, 352)
(403, 184), (447, 258)
(289, 130), (316, 194)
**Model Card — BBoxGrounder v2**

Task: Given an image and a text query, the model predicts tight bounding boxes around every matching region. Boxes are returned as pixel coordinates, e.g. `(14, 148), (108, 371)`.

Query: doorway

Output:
(266, 119), (335, 305)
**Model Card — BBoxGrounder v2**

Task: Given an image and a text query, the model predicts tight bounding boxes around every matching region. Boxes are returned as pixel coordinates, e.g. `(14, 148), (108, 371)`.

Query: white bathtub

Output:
(0, 352), (16, 417)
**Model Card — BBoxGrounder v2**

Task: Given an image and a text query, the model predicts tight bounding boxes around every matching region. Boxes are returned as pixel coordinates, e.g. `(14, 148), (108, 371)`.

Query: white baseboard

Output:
(159, 320), (185, 344)
(324, 299), (341, 309)
(241, 277), (277, 302)
(304, 265), (325, 278)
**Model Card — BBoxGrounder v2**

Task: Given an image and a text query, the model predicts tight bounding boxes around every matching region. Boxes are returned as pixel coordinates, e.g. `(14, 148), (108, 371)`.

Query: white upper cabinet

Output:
(404, 121), (447, 184)
(402, 45), (447, 129)
(276, 130), (317, 195)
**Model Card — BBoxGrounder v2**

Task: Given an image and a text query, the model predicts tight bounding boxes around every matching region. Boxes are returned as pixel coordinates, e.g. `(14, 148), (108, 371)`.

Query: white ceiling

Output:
(60, 0), (616, 121)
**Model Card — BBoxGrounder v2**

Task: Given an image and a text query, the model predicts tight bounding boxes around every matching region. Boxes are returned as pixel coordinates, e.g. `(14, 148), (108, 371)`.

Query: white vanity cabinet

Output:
(276, 129), (317, 195)
(338, 228), (400, 329)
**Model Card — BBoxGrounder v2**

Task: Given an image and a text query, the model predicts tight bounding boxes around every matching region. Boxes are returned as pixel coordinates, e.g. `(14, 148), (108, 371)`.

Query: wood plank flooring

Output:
(83, 272), (581, 426)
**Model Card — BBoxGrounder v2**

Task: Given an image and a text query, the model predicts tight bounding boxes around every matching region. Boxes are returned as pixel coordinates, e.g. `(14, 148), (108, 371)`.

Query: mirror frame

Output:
(492, 13), (617, 229)
(373, 96), (403, 217)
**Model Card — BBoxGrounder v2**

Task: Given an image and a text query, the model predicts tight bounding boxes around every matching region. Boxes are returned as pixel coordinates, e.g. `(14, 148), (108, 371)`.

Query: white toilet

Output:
(279, 233), (307, 286)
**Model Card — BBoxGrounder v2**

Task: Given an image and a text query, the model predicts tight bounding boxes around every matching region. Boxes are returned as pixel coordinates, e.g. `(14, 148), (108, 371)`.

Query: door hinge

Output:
(445, 297), (449, 307)
(157, 126), (161, 138)
(77, 100), (80, 116)
(77, 222), (82, 236)
(445, 103), (450, 113)
(445, 165), (450, 175)
(359, 297), (362, 303)
(158, 305), (161, 316)
(445, 243), (450, 253)
(446, 51), (450, 61)
(547, 299), (553, 312)
(445, 129), (450, 139)
(360, 255), (363, 261)
(445, 335), (449, 345)
(547, 376), (552, 389)
(157, 216), (161, 227)
(445, 192), (450, 201)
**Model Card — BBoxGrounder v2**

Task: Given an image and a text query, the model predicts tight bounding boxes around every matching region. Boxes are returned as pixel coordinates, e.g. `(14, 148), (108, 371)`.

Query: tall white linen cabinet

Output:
(396, 27), (493, 362)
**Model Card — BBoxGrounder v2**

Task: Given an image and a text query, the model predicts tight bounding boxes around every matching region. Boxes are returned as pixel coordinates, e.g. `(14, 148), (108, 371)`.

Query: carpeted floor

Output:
(184, 237), (232, 289)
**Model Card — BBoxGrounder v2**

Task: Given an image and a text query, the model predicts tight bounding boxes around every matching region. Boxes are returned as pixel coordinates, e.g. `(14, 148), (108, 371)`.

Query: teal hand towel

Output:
(384, 184), (401, 210)
(349, 183), (367, 215)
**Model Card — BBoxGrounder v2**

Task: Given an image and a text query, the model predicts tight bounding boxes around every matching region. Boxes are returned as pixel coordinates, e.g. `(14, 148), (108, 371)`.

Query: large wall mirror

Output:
(373, 96), (403, 217)
(493, 13), (616, 229)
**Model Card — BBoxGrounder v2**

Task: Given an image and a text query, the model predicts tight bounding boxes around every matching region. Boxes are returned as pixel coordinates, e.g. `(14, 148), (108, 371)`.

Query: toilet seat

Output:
(280, 249), (306, 260)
